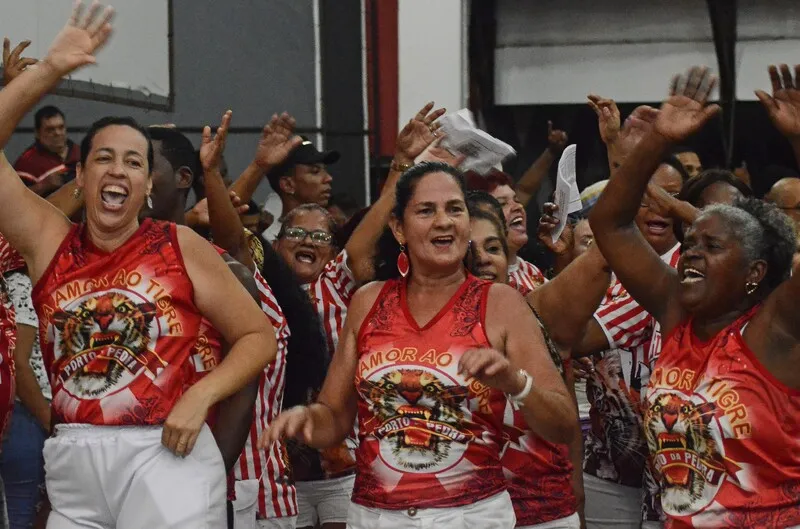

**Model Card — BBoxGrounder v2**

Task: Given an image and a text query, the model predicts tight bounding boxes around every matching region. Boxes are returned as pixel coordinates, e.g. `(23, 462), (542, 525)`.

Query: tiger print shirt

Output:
(33, 219), (204, 426)
(645, 308), (800, 528)
(353, 274), (508, 510)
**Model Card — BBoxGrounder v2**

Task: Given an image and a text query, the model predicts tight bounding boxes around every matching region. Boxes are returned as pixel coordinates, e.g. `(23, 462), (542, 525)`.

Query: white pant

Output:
(583, 473), (641, 529)
(45, 423), (226, 529)
(256, 517), (298, 529)
(519, 512), (581, 529)
(346, 491), (515, 529)
(296, 474), (354, 527)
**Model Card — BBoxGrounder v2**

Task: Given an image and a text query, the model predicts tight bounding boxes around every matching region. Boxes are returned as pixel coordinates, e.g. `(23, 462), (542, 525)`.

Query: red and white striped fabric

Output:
(644, 244), (681, 370)
(594, 243), (681, 351)
(234, 269), (297, 519)
(304, 250), (356, 358)
(507, 256), (547, 293)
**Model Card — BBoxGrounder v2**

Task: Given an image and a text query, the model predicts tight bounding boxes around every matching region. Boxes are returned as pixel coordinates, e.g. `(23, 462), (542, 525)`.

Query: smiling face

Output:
(77, 125), (151, 236)
(678, 212), (764, 318)
(36, 114), (68, 156)
(489, 184), (527, 254)
(391, 171), (470, 277)
(274, 208), (336, 284)
(469, 217), (509, 283)
(636, 163), (683, 255)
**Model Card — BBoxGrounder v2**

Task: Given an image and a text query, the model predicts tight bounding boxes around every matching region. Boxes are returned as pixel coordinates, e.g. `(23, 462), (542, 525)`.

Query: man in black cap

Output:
(263, 136), (340, 241)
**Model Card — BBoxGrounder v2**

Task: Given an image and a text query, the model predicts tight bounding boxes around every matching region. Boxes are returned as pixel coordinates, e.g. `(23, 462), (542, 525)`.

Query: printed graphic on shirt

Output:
(358, 365), (471, 473)
(50, 290), (161, 399)
(645, 367), (748, 518)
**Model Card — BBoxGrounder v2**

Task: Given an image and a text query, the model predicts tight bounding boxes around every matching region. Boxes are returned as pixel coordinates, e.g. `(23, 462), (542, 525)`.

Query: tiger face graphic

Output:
(645, 392), (723, 514)
(52, 292), (157, 397)
(360, 368), (469, 472)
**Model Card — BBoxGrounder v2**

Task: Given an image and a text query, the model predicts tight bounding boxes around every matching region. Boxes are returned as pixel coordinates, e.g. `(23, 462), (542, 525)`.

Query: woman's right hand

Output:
(44, 1), (115, 76)
(538, 202), (573, 256)
(258, 406), (314, 449)
(655, 66), (721, 143)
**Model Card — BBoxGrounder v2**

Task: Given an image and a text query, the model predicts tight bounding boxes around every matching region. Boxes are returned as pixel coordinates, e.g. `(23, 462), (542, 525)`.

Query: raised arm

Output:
(229, 113), (302, 204)
(755, 64), (800, 169)
(162, 226), (276, 457)
(461, 284), (577, 444)
(515, 122), (567, 207)
(346, 102), (445, 282)
(590, 67), (719, 329)
(258, 282), (381, 450)
(0, 5), (113, 269)
(199, 110), (254, 269)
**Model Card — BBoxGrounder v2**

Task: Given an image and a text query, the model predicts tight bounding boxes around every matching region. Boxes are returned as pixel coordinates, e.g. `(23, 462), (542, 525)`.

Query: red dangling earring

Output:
(397, 244), (410, 278)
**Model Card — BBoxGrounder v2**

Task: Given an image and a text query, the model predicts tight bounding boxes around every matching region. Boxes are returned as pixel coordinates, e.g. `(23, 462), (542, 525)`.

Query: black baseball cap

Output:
(267, 136), (340, 192)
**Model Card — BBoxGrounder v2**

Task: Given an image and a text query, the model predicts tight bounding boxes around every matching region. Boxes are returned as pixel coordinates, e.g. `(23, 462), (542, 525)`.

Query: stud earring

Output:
(745, 281), (759, 295)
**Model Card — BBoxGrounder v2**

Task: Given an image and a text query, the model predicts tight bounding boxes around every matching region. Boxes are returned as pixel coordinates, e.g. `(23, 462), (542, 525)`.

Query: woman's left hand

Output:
(458, 348), (524, 395)
(162, 386), (213, 457)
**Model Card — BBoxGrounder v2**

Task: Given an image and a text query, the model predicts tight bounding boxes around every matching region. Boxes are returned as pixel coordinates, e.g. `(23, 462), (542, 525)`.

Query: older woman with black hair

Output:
(263, 162), (575, 528)
(590, 66), (800, 527)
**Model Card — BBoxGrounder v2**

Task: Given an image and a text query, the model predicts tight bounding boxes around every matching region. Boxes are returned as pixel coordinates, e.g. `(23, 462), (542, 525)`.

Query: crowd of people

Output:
(0, 3), (797, 529)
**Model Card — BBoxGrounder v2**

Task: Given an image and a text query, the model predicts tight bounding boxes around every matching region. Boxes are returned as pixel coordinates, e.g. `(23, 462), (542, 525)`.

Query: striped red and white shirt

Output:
(508, 256), (547, 293)
(234, 269), (296, 519)
(583, 243), (680, 488)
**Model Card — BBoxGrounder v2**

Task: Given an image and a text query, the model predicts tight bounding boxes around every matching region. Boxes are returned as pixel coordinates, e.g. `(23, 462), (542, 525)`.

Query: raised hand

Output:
(587, 94), (621, 145)
(547, 121), (569, 154)
(755, 64), (800, 140)
(253, 112), (303, 171)
(258, 406), (314, 449)
(2, 38), (37, 85)
(200, 110), (231, 173)
(187, 191), (250, 229)
(415, 136), (466, 167)
(44, 1), (115, 75)
(396, 102), (446, 163)
(538, 202), (573, 256)
(654, 67), (720, 143)
(458, 348), (524, 395)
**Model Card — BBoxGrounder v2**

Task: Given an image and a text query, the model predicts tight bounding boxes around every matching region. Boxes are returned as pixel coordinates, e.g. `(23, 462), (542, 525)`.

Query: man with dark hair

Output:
(13, 105), (79, 196)
(263, 136), (339, 241)
(145, 126), (198, 223)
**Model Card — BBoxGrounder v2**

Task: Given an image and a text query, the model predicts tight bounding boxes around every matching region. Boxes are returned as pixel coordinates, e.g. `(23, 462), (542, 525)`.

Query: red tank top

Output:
(645, 308), (800, 528)
(352, 274), (508, 509)
(33, 219), (202, 426)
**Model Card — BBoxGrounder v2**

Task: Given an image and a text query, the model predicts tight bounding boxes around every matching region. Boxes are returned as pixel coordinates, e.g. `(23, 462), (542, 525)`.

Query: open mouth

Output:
(397, 406), (432, 421)
(681, 267), (705, 284)
(645, 220), (670, 235)
(89, 332), (121, 349)
(100, 184), (129, 211)
(477, 269), (497, 281)
(431, 235), (454, 249)
(295, 250), (317, 265)
(658, 432), (691, 486)
(509, 215), (525, 232)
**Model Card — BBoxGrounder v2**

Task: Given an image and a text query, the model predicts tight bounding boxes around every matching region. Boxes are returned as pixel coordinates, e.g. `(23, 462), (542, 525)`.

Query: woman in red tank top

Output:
(262, 162), (576, 528)
(0, 5), (276, 527)
(591, 66), (800, 527)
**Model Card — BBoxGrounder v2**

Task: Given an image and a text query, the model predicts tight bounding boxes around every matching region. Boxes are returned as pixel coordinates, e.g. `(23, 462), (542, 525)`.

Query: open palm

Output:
(45, 2), (114, 75)
(654, 67), (720, 143)
(756, 64), (800, 140)
(396, 102), (446, 161)
(254, 112), (302, 170)
(200, 110), (231, 172)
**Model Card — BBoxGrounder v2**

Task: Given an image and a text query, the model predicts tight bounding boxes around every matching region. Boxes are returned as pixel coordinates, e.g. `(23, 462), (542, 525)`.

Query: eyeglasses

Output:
(281, 227), (333, 246)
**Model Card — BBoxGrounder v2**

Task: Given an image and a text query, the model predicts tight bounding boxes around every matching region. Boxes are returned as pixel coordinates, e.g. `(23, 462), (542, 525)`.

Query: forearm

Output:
(230, 162), (266, 204)
(518, 386), (577, 444)
(531, 244), (611, 349)
(606, 142), (626, 175)
(205, 167), (251, 269)
(572, 320), (611, 358)
(670, 199), (700, 226)
(346, 166), (403, 282)
(14, 361), (50, 430)
(591, 132), (670, 233)
(516, 148), (555, 207)
(190, 331), (273, 406)
(45, 180), (82, 217)
(303, 401), (354, 449)
(0, 62), (63, 148)
(565, 372), (585, 524)
(212, 378), (259, 472)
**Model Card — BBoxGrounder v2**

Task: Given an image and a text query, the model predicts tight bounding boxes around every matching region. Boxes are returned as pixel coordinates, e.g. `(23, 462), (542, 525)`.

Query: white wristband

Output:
(507, 369), (533, 405)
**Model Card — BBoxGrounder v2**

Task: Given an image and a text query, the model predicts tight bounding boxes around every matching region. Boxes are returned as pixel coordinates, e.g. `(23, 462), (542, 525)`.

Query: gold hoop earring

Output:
(745, 281), (759, 295)
(71, 187), (83, 200)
